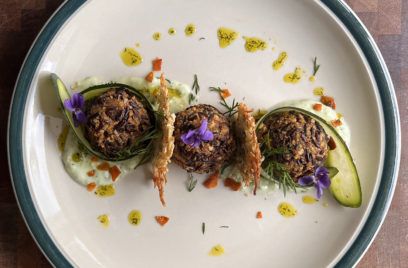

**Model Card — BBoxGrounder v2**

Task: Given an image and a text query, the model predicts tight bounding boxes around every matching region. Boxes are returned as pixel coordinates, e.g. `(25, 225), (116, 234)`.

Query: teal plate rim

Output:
(7, 1), (401, 267)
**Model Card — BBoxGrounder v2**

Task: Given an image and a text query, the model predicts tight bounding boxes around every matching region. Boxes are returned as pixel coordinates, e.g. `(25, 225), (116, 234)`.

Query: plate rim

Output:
(7, 0), (401, 267)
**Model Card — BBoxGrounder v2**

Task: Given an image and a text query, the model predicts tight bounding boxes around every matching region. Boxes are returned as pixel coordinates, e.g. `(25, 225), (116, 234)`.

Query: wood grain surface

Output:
(0, 0), (406, 267)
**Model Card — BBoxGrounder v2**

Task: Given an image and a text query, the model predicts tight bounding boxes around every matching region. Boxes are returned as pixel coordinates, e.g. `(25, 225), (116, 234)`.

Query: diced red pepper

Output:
(313, 103), (322, 112)
(152, 58), (162, 71)
(155, 216), (169, 226)
(87, 182), (96, 192)
(97, 162), (110, 171)
(109, 165), (121, 182)
(331, 119), (343, 127)
(320, 96), (336, 110)
(203, 171), (220, 189)
(220, 89), (231, 99)
(145, 71), (154, 83)
(224, 178), (241, 191)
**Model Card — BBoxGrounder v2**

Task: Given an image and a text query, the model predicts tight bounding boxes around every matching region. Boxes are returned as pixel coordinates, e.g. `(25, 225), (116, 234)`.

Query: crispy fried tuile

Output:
(235, 103), (262, 194)
(152, 74), (175, 206)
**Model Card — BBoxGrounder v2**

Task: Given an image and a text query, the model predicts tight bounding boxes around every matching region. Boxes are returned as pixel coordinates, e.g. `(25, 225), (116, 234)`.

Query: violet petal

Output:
(74, 110), (87, 125)
(201, 130), (214, 141)
(72, 93), (85, 109)
(315, 181), (324, 199)
(198, 119), (208, 135)
(318, 173), (331, 189)
(298, 175), (314, 186)
(64, 99), (74, 111)
(315, 166), (329, 178)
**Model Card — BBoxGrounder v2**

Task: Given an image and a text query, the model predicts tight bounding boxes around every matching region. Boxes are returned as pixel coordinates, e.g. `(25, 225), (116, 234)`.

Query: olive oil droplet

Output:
(120, 47), (143, 66)
(209, 244), (225, 256)
(185, 24), (196, 36)
(128, 210), (142, 226)
(97, 214), (110, 227)
(153, 32), (161, 41)
(94, 185), (116, 197)
(217, 27), (239, 48)
(278, 202), (297, 217)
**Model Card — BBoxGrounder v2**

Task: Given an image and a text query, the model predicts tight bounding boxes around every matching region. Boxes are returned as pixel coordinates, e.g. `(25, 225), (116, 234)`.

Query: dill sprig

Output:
(186, 173), (197, 192)
(312, 57), (321, 76)
(209, 86), (239, 117)
(192, 74), (200, 95)
(189, 74), (200, 104)
(258, 131), (303, 196)
(261, 161), (299, 196)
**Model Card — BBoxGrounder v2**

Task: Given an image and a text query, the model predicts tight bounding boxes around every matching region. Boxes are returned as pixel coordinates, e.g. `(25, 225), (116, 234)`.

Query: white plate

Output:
(9, 0), (400, 267)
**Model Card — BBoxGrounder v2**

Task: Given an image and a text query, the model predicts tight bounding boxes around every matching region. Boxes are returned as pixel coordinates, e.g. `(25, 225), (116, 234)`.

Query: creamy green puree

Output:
(62, 129), (141, 186)
(64, 76), (193, 187)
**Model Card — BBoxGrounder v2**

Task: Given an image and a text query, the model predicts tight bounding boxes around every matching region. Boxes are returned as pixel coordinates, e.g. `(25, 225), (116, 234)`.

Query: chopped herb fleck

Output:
(209, 87), (239, 117)
(186, 173), (198, 192)
(192, 74), (200, 95)
(202, 222), (206, 234)
(312, 57), (321, 76)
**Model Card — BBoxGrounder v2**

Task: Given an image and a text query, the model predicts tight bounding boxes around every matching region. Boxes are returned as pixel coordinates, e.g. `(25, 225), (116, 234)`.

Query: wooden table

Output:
(0, 0), (405, 267)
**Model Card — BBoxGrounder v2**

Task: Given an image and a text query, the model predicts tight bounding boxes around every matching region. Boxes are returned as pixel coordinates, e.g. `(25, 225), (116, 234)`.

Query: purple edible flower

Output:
(298, 166), (331, 199)
(64, 93), (86, 127)
(181, 119), (214, 148)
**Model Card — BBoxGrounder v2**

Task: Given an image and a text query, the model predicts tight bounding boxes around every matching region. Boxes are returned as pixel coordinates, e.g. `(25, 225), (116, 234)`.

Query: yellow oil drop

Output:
(97, 214), (110, 227)
(128, 210), (142, 226)
(209, 244), (225, 256)
(94, 185), (116, 197)
(309, 75), (316, 82)
(153, 32), (161, 41)
(185, 23), (196, 36)
(217, 27), (239, 48)
(58, 126), (69, 151)
(135, 43), (141, 47)
(71, 152), (82, 162)
(168, 27), (176, 35)
(278, 202), (297, 218)
(313, 87), (325, 96)
(120, 47), (143, 66)
(323, 202), (329, 207)
(272, 51), (288, 71)
(302, 195), (318, 204)
(283, 67), (303, 84)
(243, 37), (268, 52)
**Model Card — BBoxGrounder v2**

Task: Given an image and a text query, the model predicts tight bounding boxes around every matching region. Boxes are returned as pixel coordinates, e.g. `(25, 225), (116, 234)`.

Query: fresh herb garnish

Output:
(202, 222), (206, 234)
(192, 74), (200, 95)
(188, 93), (196, 104)
(312, 57), (321, 76)
(261, 161), (299, 196)
(209, 87), (239, 116)
(186, 173), (197, 192)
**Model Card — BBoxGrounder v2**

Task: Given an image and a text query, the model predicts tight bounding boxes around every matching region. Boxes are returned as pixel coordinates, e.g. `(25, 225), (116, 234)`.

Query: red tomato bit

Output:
(152, 58), (162, 71)
(109, 165), (121, 182)
(155, 216), (169, 226)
